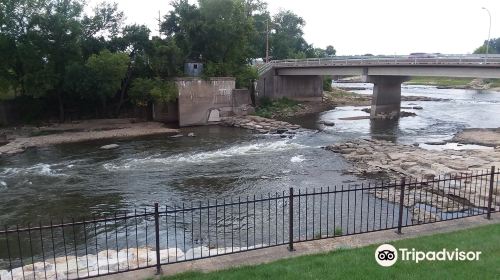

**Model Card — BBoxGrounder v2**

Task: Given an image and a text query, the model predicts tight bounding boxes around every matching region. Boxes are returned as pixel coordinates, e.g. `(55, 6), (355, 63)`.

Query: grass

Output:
(254, 97), (301, 118)
(405, 76), (474, 87)
(162, 223), (500, 280)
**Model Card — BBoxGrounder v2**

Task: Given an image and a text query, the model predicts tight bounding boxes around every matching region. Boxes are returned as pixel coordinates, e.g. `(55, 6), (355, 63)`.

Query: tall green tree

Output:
(325, 45), (336, 57)
(162, 0), (257, 87)
(110, 24), (152, 115)
(474, 38), (500, 54)
(270, 10), (310, 59)
(24, 0), (84, 121)
(85, 49), (129, 115)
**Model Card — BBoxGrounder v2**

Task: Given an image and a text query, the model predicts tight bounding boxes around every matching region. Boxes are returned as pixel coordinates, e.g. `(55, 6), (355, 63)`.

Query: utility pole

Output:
(266, 19), (269, 63)
(157, 10), (162, 39)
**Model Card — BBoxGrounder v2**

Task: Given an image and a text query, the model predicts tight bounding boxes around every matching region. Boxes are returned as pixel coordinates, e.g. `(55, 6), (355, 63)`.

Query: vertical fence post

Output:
(288, 187), (295, 251)
(487, 166), (496, 220)
(397, 178), (406, 234)
(154, 203), (162, 274)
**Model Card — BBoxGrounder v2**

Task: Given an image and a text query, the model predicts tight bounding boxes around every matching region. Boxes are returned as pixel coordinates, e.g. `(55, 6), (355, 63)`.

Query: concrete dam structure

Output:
(256, 55), (500, 118)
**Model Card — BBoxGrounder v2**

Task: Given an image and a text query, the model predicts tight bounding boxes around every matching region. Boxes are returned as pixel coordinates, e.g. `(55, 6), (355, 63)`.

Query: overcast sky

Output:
(86, 0), (500, 55)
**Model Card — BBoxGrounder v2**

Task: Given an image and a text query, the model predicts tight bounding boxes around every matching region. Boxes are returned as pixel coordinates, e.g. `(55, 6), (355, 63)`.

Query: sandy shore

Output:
(0, 119), (179, 156)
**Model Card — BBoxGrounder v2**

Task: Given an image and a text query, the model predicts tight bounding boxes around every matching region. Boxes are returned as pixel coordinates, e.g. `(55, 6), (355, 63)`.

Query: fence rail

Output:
(1, 167), (498, 279)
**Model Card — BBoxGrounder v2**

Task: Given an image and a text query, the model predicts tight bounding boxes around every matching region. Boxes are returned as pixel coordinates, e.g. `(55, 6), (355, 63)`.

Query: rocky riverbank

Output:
(220, 115), (302, 135)
(0, 245), (257, 280)
(453, 128), (500, 147)
(0, 119), (179, 156)
(325, 139), (500, 221)
(325, 139), (500, 179)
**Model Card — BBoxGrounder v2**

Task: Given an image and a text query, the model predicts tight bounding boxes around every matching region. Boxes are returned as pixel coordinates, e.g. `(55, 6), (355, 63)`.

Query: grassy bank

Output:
(405, 76), (474, 87)
(163, 223), (500, 280)
(405, 76), (500, 89)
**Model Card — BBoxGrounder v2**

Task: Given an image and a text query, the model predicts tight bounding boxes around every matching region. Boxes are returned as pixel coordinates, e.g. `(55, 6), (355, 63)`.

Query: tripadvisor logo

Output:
(375, 244), (482, 267)
(375, 244), (398, 267)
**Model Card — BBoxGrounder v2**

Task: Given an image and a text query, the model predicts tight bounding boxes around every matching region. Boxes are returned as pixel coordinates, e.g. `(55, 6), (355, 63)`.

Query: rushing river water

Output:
(1, 84), (500, 227)
(1, 84), (500, 270)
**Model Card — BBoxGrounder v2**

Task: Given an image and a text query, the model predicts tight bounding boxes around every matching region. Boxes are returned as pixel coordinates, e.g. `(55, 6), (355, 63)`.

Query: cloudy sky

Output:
(86, 0), (500, 55)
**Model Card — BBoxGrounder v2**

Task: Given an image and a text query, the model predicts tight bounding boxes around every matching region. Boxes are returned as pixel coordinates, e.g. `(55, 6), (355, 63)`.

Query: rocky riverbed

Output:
(0, 245), (258, 280)
(326, 139), (500, 179)
(220, 115), (302, 135)
(325, 139), (500, 222)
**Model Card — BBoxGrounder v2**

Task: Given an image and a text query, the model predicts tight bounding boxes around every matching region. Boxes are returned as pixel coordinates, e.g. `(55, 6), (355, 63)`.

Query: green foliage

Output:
(235, 66), (258, 89)
(334, 227), (343, 236)
(163, 0), (255, 71)
(0, 0), (328, 123)
(129, 78), (178, 106)
(323, 76), (333, 91)
(255, 97), (300, 118)
(149, 37), (185, 78)
(85, 50), (129, 100)
(474, 37), (500, 54)
(405, 76), (474, 87)
(270, 10), (309, 60)
(325, 45), (336, 56)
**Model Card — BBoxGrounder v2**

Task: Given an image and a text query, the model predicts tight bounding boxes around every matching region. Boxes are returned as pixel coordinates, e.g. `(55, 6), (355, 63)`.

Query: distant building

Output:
(184, 61), (204, 77)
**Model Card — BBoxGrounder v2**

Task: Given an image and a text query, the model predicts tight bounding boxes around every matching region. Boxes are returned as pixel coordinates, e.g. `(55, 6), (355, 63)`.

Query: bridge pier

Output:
(257, 70), (323, 102)
(364, 76), (409, 118)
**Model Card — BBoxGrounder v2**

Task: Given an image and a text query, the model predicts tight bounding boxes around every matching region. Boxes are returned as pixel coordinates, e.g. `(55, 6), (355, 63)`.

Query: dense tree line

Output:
(474, 38), (500, 54)
(0, 0), (336, 123)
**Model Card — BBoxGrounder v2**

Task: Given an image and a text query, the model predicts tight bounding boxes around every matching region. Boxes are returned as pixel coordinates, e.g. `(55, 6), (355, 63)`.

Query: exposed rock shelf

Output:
(325, 139), (500, 220)
(220, 116), (302, 135)
(452, 128), (500, 147)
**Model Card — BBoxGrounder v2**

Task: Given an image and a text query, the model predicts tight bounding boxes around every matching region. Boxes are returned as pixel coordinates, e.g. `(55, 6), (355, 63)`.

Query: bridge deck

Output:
(258, 55), (500, 78)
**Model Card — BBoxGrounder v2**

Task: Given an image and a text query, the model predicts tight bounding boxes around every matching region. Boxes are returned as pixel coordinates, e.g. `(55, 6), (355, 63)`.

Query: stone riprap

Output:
(0, 246), (261, 280)
(220, 116), (301, 135)
(325, 139), (500, 221)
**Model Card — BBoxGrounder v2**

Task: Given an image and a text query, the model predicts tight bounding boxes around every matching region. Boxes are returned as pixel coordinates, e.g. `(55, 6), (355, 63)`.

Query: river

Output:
(1, 84), (500, 227)
(1, 84), (500, 270)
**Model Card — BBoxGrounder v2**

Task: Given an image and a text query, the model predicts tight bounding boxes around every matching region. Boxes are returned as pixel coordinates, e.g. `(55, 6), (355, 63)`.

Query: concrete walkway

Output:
(99, 213), (500, 280)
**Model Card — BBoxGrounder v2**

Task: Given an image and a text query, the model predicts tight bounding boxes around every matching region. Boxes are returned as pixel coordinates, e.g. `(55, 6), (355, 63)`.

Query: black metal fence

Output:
(1, 167), (498, 280)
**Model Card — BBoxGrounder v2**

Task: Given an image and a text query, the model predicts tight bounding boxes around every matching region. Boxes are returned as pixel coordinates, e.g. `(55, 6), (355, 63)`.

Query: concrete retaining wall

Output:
(176, 78), (237, 127)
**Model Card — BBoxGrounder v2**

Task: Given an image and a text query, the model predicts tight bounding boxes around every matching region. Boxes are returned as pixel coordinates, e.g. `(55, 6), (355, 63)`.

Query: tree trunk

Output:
(146, 101), (153, 121)
(116, 63), (133, 117)
(58, 91), (65, 123)
(116, 51), (136, 117)
(101, 97), (107, 118)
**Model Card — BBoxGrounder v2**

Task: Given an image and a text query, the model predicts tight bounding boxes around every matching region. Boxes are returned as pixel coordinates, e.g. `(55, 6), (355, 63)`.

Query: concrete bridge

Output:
(256, 54), (500, 118)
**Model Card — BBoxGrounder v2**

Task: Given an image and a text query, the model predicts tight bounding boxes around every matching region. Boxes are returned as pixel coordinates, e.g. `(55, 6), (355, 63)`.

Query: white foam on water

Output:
(0, 180), (7, 190)
(290, 155), (306, 163)
(0, 163), (68, 177)
(104, 140), (308, 171)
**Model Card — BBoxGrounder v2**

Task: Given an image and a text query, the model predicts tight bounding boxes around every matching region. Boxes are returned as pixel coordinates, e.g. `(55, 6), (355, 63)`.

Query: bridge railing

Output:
(257, 54), (500, 74)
